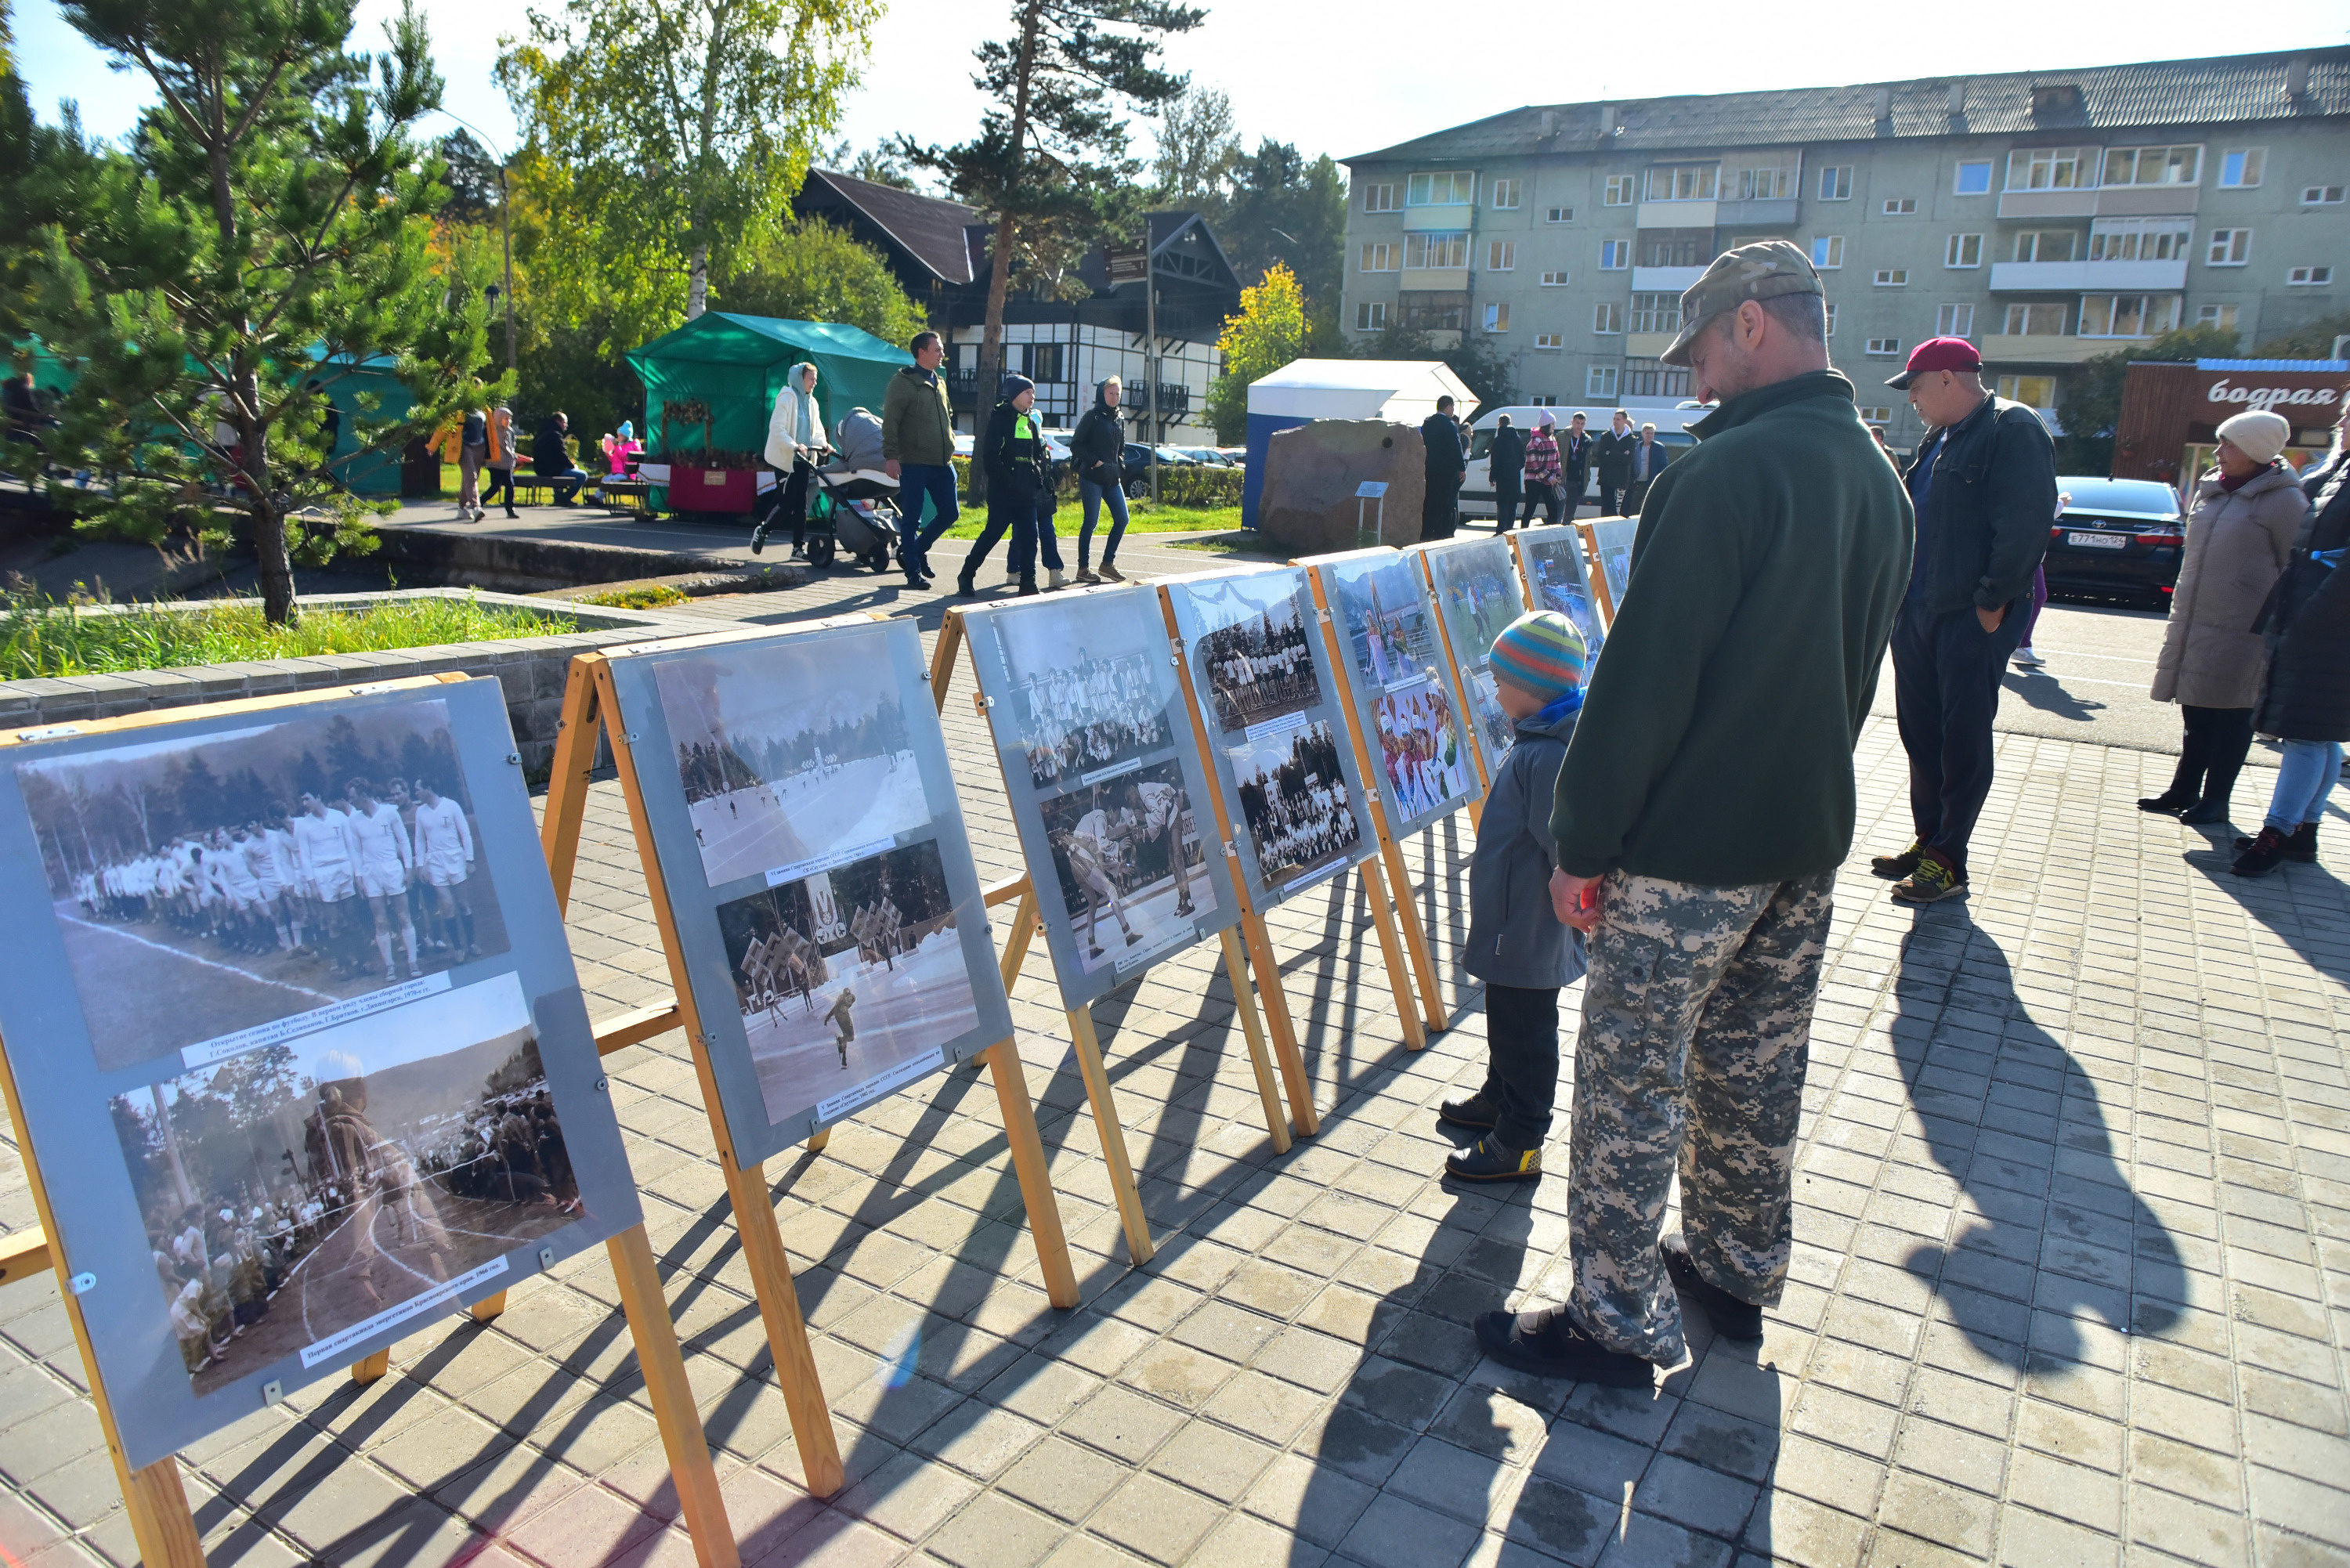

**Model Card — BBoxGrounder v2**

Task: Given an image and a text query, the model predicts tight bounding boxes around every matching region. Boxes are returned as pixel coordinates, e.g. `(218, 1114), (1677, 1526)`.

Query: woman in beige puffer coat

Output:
(2144, 410), (2312, 825)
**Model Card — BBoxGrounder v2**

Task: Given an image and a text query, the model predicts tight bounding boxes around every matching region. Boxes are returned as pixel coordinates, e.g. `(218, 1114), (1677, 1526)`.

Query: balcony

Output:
(1998, 186), (2199, 219)
(1397, 267), (1470, 291)
(1632, 265), (1708, 293)
(1987, 258), (2189, 292)
(1978, 334), (2116, 366)
(1403, 206), (1474, 232)
(1133, 384), (1192, 424)
(1636, 200), (1716, 230)
(1712, 197), (1800, 229)
(1625, 332), (1676, 359)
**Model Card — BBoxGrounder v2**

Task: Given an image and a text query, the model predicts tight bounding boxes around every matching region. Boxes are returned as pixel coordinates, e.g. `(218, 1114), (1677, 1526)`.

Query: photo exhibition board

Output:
(0, 677), (641, 1468)
(1507, 525), (1607, 667)
(1307, 549), (1485, 838)
(960, 583), (1242, 1009)
(1590, 518), (1638, 614)
(1410, 535), (1534, 782)
(1162, 567), (1379, 907)
(598, 619), (1015, 1161)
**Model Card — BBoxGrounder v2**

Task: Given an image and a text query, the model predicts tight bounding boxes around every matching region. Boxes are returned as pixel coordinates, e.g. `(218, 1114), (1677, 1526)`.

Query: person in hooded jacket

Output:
(2235, 407), (2350, 876)
(1070, 376), (1131, 582)
(960, 374), (1065, 598)
(752, 362), (830, 558)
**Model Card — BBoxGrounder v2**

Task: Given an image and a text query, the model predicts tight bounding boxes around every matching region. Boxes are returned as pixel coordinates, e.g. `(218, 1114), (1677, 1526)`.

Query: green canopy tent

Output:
(626, 313), (904, 486)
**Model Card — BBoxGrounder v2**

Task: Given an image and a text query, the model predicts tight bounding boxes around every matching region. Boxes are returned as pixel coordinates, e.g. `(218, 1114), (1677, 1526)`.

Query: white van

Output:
(1458, 402), (1707, 521)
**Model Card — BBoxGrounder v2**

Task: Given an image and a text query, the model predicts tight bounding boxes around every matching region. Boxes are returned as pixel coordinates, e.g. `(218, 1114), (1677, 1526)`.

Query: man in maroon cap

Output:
(1871, 337), (2056, 903)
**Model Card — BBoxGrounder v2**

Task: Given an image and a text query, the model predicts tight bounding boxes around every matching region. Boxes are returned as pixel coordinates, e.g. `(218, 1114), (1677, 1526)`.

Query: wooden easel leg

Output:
(1064, 1004), (1155, 1266)
(998, 889), (1041, 993)
(119, 1454), (204, 1568)
(1218, 927), (1291, 1154)
(1238, 912), (1320, 1138)
(721, 1156), (844, 1496)
(470, 1291), (508, 1323)
(1358, 859), (1425, 1050)
(928, 607), (967, 712)
(606, 1224), (741, 1568)
(349, 1349), (391, 1384)
(1383, 835), (1449, 1033)
(985, 1038), (1079, 1306)
(805, 1129), (830, 1152)
(540, 656), (605, 907)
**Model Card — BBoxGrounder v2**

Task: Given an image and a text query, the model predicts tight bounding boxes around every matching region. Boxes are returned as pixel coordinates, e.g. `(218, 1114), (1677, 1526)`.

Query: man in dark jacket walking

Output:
(1593, 411), (1639, 515)
(1474, 241), (1911, 1388)
(1421, 396), (1466, 540)
(1559, 412), (1594, 516)
(959, 375), (1063, 598)
(1870, 337), (2056, 904)
(1488, 414), (1528, 532)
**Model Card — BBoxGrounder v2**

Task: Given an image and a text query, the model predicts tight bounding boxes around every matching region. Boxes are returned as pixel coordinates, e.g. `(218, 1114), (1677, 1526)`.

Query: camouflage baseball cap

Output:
(1659, 240), (1825, 367)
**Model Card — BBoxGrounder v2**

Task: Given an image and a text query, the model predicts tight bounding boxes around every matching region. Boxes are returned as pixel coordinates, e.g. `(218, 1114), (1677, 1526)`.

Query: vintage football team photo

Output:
(20, 699), (512, 1072)
(1225, 720), (1361, 887)
(1180, 572), (1325, 736)
(985, 595), (1185, 790)
(1036, 761), (1216, 975)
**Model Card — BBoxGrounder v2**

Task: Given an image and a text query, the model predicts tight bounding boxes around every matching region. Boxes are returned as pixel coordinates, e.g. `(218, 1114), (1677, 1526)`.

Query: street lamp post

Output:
(432, 112), (516, 374)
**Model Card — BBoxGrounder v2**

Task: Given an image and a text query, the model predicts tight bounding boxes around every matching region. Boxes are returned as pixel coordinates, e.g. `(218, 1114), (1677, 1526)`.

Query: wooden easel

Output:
(0, 674), (737, 1568)
(926, 602), (1313, 1268)
(535, 623), (1086, 1498)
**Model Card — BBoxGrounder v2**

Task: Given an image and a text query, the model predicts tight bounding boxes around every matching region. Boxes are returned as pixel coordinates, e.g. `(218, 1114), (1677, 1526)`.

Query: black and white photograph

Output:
(1326, 555), (1448, 692)
(109, 975), (577, 1396)
(715, 839), (980, 1125)
(652, 636), (925, 889)
(1224, 720), (1361, 887)
(1183, 572), (1325, 735)
(1036, 762), (1217, 977)
(1518, 530), (1607, 663)
(985, 595), (1181, 790)
(19, 698), (512, 1072)
(1591, 517), (1637, 610)
(1372, 677), (1477, 825)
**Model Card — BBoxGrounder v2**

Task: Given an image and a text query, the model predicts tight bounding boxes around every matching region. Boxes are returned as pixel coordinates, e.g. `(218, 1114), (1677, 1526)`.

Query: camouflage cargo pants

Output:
(1565, 869), (1834, 1364)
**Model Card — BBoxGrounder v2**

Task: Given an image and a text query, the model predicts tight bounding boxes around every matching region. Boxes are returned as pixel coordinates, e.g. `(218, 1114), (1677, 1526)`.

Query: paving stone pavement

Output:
(2, 568), (2346, 1568)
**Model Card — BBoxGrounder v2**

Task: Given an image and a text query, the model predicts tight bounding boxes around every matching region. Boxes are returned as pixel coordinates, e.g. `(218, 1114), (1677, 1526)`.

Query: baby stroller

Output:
(804, 467), (902, 571)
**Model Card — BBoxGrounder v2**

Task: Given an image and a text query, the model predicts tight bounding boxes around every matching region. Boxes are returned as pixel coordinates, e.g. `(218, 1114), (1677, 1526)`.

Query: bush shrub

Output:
(1155, 464), (1244, 508)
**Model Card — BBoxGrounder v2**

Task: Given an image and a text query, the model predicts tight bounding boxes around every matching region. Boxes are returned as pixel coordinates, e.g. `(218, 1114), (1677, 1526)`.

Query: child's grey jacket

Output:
(1463, 705), (1589, 990)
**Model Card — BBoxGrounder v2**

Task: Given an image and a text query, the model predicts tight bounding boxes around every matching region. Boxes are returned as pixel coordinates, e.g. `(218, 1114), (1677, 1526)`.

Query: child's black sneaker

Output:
(1437, 1090), (1498, 1131)
(1445, 1133), (1541, 1183)
(1661, 1234), (1763, 1341)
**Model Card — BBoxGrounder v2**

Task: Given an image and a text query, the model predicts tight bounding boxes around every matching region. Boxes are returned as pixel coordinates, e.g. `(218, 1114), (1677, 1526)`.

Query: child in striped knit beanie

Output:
(1442, 610), (1590, 1184)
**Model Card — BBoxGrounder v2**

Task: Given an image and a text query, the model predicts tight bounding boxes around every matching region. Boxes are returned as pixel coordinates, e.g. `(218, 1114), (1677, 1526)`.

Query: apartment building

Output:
(1340, 49), (2350, 446)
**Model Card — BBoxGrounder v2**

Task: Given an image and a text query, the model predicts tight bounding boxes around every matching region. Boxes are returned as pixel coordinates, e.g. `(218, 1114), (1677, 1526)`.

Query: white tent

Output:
(1245, 359), (1480, 425)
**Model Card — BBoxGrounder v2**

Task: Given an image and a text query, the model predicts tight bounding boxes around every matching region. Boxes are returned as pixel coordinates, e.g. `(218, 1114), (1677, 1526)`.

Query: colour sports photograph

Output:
(984, 594), (1182, 790)
(1591, 518), (1637, 609)
(1179, 571), (1325, 736)
(19, 698), (511, 1073)
(714, 840), (979, 1125)
(1224, 720), (1361, 888)
(1429, 544), (1528, 680)
(1325, 556), (1447, 692)
(108, 976), (577, 1396)
(1036, 762), (1216, 977)
(1520, 535), (1606, 662)
(651, 637), (925, 889)
(1372, 676), (1477, 826)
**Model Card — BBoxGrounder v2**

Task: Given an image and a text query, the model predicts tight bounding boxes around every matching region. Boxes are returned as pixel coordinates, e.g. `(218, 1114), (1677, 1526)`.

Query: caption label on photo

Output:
(296, 1254), (509, 1369)
(180, 970), (456, 1070)
(765, 836), (898, 891)
(815, 1046), (949, 1127)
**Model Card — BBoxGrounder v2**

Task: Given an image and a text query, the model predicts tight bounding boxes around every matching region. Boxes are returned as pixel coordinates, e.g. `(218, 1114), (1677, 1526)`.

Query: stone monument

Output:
(1258, 421), (1427, 555)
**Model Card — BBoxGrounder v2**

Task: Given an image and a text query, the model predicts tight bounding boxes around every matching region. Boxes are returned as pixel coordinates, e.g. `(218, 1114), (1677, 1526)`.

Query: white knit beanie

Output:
(2215, 409), (2290, 466)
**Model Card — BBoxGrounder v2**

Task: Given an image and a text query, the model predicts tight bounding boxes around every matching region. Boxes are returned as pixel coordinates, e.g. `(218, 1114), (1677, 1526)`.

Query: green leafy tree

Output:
(1150, 86), (1236, 218)
(2254, 309), (2350, 360)
(1219, 140), (1346, 306)
(901, 0), (1202, 497)
(2058, 323), (2240, 473)
(25, 0), (494, 623)
(718, 218), (927, 345)
(1203, 261), (1305, 442)
(499, 0), (877, 328)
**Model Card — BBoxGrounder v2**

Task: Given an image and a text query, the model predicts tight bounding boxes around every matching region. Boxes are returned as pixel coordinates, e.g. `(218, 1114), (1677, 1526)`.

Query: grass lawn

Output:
(932, 496), (1242, 539)
(1, 591), (576, 680)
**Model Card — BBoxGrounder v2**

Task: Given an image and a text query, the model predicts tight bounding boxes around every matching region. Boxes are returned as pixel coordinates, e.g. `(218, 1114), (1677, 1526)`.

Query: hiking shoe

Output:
(1446, 1134), (1541, 1183)
(2011, 646), (2046, 670)
(749, 522), (768, 555)
(1098, 562), (1126, 583)
(1474, 1306), (1654, 1387)
(1890, 851), (1966, 904)
(1047, 569), (1068, 590)
(1015, 578), (1039, 598)
(2138, 791), (2194, 813)
(1437, 1090), (1499, 1131)
(1870, 841), (1922, 880)
(1075, 565), (1102, 585)
(2232, 826), (2294, 879)
(1662, 1234), (1762, 1341)
(2287, 822), (2319, 862)
(956, 575), (979, 598)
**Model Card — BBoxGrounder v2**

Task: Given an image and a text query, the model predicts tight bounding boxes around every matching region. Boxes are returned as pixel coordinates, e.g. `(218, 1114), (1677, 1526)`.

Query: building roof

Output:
(1345, 47), (2350, 163)
(800, 168), (978, 287)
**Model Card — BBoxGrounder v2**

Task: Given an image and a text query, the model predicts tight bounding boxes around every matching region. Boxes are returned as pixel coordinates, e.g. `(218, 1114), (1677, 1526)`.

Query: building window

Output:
(1022, 342), (1065, 383)
(1946, 234), (1983, 268)
(1529, 395), (1559, 407)
(1954, 161), (1992, 195)
(1995, 375), (2058, 410)
(1882, 197), (1917, 215)
(1398, 292), (1467, 331)
(1603, 175), (1636, 205)
(1810, 236), (1844, 269)
(2290, 266), (2336, 287)
(1937, 305), (1976, 338)
(1864, 337), (1900, 356)
(1818, 165), (1853, 201)
(1856, 405), (1894, 424)
(1640, 229), (1711, 268)
(2003, 302), (2069, 335)
(2101, 145), (2201, 187)
(1823, 302), (1837, 336)
(1354, 301), (1387, 331)
(1540, 269), (1571, 287)
(1629, 292), (1679, 334)
(1620, 358), (1690, 399)
(1593, 302), (1623, 334)
(2303, 186), (2347, 207)
(1737, 167), (1793, 201)
(2078, 294), (2182, 338)
(1874, 269), (1908, 287)
(1362, 183), (1397, 213)
(1599, 240), (1630, 269)
(2007, 147), (2093, 191)
(1491, 179), (1522, 210)
(1487, 240), (1515, 271)
(1535, 333), (1564, 350)
(1359, 242), (1397, 273)
(1403, 231), (1469, 269)
(2088, 217), (2193, 261)
(1406, 171), (1476, 206)
(1646, 163), (1719, 201)
(1546, 205), (1574, 223)
(2015, 230), (2077, 262)
(1586, 365), (1618, 398)
(1484, 302), (1511, 332)
(2196, 303), (2239, 331)
(2218, 149), (2265, 189)
(2207, 229), (2251, 266)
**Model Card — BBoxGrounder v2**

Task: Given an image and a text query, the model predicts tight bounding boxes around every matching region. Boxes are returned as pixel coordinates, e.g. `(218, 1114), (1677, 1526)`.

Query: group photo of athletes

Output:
(108, 980), (578, 1395)
(649, 634), (926, 889)
(714, 839), (980, 1125)
(1226, 721), (1362, 889)
(1329, 560), (1446, 692)
(1523, 537), (1606, 659)
(20, 699), (511, 1071)
(1184, 576), (1325, 735)
(1036, 763), (1217, 974)
(983, 597), (1186, 793)
(1374, 677), (1477, 826)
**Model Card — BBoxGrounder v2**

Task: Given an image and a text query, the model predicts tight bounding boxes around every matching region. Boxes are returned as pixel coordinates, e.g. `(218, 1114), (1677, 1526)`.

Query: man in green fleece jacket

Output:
(1477, 241), (1912, 1388)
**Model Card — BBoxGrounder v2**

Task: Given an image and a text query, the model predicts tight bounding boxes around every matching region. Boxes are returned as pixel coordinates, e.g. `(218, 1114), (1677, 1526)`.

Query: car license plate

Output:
(2067, 531), (2128, 550)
